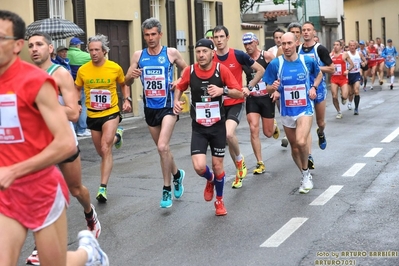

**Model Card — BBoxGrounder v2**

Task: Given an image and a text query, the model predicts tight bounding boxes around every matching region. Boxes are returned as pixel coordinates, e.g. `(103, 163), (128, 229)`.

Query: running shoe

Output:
(316, 128), (327, 150)
(26, 249), (39, 265)
(86, 204), (101, 239)
(341, 97), (347, 105)
(204, 179), (214, 202)
(281, 136), (289, 147)
(390, 84), (393, 90)
(173, 169), (185, 199)
(214, 200), (227, 216)
(347, 103), (352, 110)
(160, 189), (172, 208)
(253, 161), (265, 174)
(96, 187), (107, 203)
(354, 109), (359, 115)
(273, 119), (280, 139)
(370, 86), (374, 90)
(308, 154), (315, 170)
(78, 230), (109, 266)
(379, 80), (383, 85)
(336, 112), (342, 119)
(231, 175), (243, 189)
(299, 173), (313, 194)
(236, 156), (247, 179)
(114, 127), (124, 149)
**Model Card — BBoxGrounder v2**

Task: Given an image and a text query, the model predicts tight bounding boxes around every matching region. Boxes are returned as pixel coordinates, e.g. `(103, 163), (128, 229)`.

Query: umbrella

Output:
(25, 18), (85, 40)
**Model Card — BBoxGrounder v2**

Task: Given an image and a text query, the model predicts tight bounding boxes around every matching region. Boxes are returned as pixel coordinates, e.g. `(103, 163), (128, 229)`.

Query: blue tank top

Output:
(298, 43), (327, 91)
(138, 46), (174, 109)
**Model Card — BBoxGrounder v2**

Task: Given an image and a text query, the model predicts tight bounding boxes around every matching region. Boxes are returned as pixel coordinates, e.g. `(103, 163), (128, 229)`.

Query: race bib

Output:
(283, 84), (307, 107)
(333, 64), (342, 75)
(195, 101), (221, 127)
(90, 89), (111, 110)
(352, 62), (360, 72)
(143, 66), (166, 98)
(387, 55), (394, 62)
(249, 81), (268, 96)
(0, 94), (24, 143)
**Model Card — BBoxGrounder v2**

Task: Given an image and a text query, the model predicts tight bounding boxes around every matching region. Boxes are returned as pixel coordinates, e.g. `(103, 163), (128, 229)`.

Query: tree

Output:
(240, 0), (264, 14)
(273, 0), (304, 8)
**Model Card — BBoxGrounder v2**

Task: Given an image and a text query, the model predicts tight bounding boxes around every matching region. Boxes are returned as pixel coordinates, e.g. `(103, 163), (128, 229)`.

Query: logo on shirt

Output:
(229, 63), (235, 68)
(282, 76), (293, 81)
(141, 58), (150, 61)
(297, 73), (306, 81)
(158, 56), (166, 64)
(145, 69), (162, 75)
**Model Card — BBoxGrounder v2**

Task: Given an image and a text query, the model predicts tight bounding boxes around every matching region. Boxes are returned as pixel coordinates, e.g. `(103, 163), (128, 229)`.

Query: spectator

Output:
(68, 37), (92, 137)
(52, 45), (71, 73)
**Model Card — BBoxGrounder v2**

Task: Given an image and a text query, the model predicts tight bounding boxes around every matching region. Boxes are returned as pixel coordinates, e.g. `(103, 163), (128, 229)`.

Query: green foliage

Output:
(240, 0), (264, 13)
(272, 0), (304, 8)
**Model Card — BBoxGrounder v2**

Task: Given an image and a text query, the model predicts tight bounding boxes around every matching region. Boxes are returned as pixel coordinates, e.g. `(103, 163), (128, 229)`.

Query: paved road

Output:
(19, 81), (399, 266)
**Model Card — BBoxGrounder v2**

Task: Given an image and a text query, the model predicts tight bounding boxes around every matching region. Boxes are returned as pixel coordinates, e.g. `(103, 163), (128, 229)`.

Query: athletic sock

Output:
(235, 154), (243, 162)
(84, 208), (94, 219)
(173, 170), (181, 180)
(391, 76), (395, 84)
(100, 184), (107, 188)
(201, 165), (213, 181)
(354, 95), (360, 109)
(214, 172), (225, 198)
(163, 186), (171, 192)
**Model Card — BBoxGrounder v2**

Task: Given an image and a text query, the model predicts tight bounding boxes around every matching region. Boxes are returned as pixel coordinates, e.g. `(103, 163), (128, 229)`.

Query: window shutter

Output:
(72, 0), (87, 50)
(140, 0), (151, 48)
(166, 0), (177, 48)
(194, 0), (204, 41)
(33, 0), (49, 21)
(215, 1), (223, 26)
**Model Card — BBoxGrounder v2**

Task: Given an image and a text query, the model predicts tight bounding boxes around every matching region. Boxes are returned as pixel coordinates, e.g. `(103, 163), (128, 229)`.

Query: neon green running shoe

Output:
(115, 127), (124, 149)
(96, 187), (107, 203)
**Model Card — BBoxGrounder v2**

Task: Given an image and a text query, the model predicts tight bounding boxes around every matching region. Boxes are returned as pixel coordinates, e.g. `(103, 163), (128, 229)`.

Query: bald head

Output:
(280, 32), (298, 60)
(281, 32), (297, 43)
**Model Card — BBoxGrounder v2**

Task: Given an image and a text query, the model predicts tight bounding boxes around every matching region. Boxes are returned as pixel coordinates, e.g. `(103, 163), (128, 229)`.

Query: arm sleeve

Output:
(234, 50), (255, 67)
(117, 65), (125, 84)
(317, 46), (333, 65)
(220, 64), (241, 90)
(75, 68), (84, 87)
(176, 66), (190, 92)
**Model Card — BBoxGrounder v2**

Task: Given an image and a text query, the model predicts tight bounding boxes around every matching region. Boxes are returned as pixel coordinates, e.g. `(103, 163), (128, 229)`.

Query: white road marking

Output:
(342, 163), (366, 177)
(309, 185), (343, 206)
(260, 217), (308, 247)
(381, 127), (399, 143)
(364, 148), (382, 157)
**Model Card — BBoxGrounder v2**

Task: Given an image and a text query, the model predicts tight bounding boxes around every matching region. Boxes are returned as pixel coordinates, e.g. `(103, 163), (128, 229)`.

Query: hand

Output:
(309, 87), (317, 100)
(130, 68), (142, 80)
(173, 101), (184, 115)
(242, 87), (250, 97)
(271, 79), (280, 92)
(206, 84), (220, 98)
(122, 101), (132, 112)
(169, 79), (180, 91)
(0, 167), (16, 191)
(270, 91), (280, 102)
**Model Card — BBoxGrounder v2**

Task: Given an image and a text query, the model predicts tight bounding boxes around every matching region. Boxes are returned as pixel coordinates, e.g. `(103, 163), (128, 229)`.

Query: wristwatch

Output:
(124, 96), (132, 102)
(223, 87), (229, 96)
(311, 85), (317, 90)
(247, 85), (254, 91)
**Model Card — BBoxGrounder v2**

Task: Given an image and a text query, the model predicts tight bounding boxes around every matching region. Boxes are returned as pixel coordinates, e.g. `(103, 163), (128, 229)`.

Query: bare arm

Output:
(120, 83), (132, 112)
(169, 47), (188, 71)
(263, 50), (275, 63)
(276, 46), (284, 57)
(10, 81), (77, 180)
(344, 52), (354, 74)
(320, 64), (335, 74)
(54, 68), (80, 122)
(124, 50), (143, 86)
(248, 61), (265, 88)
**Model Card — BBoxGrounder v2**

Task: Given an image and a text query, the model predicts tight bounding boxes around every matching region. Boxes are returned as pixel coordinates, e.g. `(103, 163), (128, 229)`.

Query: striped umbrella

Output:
(25, 18), (84, 40)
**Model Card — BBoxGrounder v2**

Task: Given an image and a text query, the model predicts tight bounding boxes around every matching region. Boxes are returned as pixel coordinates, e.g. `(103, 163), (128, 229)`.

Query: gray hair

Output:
(287, 22), (302, 33)
(141, 18), (162, 33)
(87, 34), (110, 53)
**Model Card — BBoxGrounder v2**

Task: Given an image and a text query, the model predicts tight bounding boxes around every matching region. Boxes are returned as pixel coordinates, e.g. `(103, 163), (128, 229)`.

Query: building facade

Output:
(1, 0), (260, 116)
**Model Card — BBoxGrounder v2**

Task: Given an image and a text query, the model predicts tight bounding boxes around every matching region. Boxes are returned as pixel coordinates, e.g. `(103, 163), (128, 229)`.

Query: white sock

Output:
(235, 154), (243, 162)
(391, 76), (394, 84)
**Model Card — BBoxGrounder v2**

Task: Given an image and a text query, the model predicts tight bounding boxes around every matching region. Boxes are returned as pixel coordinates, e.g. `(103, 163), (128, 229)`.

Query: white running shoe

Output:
(347, 103), (352, 110)
(336, 112), (343, 119)
(299, 173), (313, 194)
(86, 204), (101, 239)
(78, 230), (109, 266)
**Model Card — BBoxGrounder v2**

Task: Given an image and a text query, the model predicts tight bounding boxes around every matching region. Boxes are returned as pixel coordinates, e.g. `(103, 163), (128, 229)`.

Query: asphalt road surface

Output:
(19, 81), (399, 266)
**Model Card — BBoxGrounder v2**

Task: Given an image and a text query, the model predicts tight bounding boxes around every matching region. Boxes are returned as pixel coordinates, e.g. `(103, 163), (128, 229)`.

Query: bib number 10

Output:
(290, 91), (300, 99)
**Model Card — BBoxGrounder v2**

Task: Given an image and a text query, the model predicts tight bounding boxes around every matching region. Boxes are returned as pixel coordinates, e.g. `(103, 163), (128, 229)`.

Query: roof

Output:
(263, 9), (294, 20)
(241, 23), (263, 29)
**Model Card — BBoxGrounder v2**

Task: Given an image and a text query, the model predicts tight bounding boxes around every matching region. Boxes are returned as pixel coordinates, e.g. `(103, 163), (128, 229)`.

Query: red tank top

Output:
(331, 53), (347, 76)
(214, 48), (244, 106)
(367, 46), (378, 62)
(0, 58), (57, 167)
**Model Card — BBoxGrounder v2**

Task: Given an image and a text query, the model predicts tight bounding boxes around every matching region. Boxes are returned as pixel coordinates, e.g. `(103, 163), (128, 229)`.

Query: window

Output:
(368, 19), (372, 41)
(203, 2), (211, 34)
(355, 21), (359, 42)
(381, 17), (386, 44)
(49, 0), (66, 47)
(150, 0), (161, 20)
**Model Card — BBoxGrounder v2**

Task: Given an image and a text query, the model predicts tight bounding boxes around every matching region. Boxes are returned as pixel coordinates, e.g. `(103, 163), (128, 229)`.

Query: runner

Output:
(124, 18), (187, 208)
(365, 40), (380, 90)
(330, 40), (354, 119)
(374, 37), (385, 84)
(242, 32), (279, 175)
(212, 25), (265, 189)
(0, 10), (108, 266)
(264, 32), (322, 194)
(298, 21), (335, 170)
(347, 40), (368, 115)
(357, 40), (369, 94)
(381, 39), (398, 90)
(268, 28), (285, 57)
(26, 31), (101, 265)
(75, 34), (132, 203)
(174, 38), (242, 215)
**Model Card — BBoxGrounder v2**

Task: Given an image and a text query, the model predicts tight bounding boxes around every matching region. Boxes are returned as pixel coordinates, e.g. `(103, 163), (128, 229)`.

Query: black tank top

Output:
(242, 50), (269, 85)
(189, 63), (225, 122)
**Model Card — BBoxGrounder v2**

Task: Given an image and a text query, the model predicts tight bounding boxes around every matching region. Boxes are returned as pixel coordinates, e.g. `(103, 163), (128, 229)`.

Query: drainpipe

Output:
(187, 0), (194, 65)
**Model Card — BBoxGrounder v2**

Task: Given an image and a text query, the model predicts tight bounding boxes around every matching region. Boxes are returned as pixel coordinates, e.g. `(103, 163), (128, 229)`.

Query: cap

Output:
(359, 40), (365, 45)
(70, 37), (84, 45)
(387, 39), (392, 42)
(205, 30), (213, 38)
(56, 46), (68, 53)
(195, 38), (214, 50)
(242, 32), (258, 44)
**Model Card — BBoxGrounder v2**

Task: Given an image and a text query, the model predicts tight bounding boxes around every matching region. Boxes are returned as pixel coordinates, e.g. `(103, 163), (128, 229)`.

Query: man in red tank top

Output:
(212, 25), (265, 189)
(330, 40), (354, 119)
(0, 10), (108, 266)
